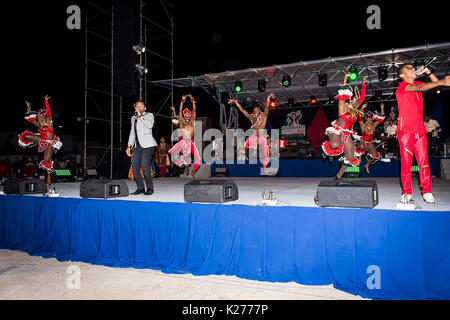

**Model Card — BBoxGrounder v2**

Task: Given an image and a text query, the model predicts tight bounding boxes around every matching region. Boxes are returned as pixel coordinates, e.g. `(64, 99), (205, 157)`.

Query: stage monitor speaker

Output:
(184, 179), (239, 203)
(315, 180), (378, 208)
(3, 178), (47, 195)
(80, 179), (129, 198)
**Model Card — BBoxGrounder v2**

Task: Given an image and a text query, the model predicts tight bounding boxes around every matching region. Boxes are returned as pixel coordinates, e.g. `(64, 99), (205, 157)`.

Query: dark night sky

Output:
(2, 0), (449, 138)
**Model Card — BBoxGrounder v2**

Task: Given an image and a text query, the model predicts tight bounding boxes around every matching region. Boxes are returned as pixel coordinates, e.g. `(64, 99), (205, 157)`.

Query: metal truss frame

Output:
(150, 42), (450, 130)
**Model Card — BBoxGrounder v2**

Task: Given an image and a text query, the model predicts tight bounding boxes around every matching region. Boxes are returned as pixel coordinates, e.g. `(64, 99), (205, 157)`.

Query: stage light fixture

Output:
(349, 68), (358, 81)
(133, 44), (146, 55)
(318, 72), (327, 87)
(378, 66), (388, 82)
(281, 75), (291, 87)
(414, 59), (426, 69)
(287, 97), (295, 106)
(328, 94), (336, 104)
(269, 96), (277, 108)
(135, 64), (148, 76)
(234, 81), (243, 93)
(375, 90), (383, 100)
(257, 79), (267, 92)
(310, 96), (317, 104)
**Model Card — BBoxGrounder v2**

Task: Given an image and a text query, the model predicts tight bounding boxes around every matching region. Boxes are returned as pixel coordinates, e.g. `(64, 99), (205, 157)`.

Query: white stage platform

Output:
(2, 177), (449, 211)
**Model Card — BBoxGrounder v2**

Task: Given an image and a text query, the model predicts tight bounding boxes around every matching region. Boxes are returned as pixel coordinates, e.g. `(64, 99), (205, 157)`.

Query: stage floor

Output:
(3, 177), (449, 211)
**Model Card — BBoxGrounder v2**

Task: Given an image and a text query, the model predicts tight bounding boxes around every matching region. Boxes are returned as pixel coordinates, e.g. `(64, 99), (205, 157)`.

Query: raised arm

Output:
(358, 76), (367, 106)
(264, 93), (275, 118)
(24, 100), (40, 127)
(228, 99), (251, 120)
(170, 106), (177, 118)
(406, 75), (450, 92)
(343, 72), (351, 85)
(188, 94), (197, 121)
(179, 95), (186, 123)
(44, 95), (52, 118)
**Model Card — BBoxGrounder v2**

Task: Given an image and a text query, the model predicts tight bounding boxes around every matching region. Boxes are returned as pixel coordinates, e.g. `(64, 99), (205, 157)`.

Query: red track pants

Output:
(398, 131), (432, 195)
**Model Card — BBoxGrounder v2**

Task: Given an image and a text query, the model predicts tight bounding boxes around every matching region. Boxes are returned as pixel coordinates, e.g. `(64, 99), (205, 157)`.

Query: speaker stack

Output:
(315, 180), (378, 208)
(3, 178), (47, 195)
(80, 179), (129, 198)
(184, 179), (239, 203)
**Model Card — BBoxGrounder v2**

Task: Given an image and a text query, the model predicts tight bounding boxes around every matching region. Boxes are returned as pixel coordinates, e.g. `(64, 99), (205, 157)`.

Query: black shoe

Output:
(144, 190), (154, 195)
(131, 188), (145, 195)
(333, 175), (342, 181)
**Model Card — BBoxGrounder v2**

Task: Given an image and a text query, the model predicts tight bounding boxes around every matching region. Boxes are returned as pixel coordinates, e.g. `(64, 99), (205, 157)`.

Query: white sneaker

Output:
(422, 193), (435, 203)
(400, 193), (412, 204)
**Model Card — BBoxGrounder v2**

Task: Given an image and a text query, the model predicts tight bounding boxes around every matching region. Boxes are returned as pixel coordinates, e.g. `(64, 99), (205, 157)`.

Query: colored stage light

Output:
(310, 96), (317, 104)
(378, 66), (388, 82)
(318, 72), (327, 87)
(234, 81), (243, 93)
(281, 75), (291, 87)
(414, 59), (425, 69)
(269, 97), (277, 108)
(133, 44), (146, 55)
(258, 79), (267, 92)
(349, 68), (358, 81)
(135, 64), (148, 75)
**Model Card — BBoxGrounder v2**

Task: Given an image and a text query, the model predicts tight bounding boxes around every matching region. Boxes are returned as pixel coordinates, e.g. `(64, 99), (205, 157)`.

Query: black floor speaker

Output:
(316, 180), (378, 208)
(184, 179), (239, 203)
(3, 178), (47, 195)
(80, 179), (129, 198)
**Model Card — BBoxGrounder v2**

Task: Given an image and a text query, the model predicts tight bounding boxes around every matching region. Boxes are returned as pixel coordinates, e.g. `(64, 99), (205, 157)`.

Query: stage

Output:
(1, 176), (450, 300)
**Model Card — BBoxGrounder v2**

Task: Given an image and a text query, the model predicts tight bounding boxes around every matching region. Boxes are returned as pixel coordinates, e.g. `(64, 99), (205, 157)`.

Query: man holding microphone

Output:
(126, 100), (157, 195)
(396, 63), (450, 204)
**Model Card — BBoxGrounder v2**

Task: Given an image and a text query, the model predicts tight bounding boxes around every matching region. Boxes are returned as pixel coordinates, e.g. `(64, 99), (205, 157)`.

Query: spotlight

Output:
(234, 81), (243, 93)
(378, 66), (388, 82)
(375, 90), (383, 100)
(269, 95), (277, 108)
(328, 94), (336, 104)
(287, 97), (295, 106)
(257, 79), (267, 92)
(348, 67), (358, 81)
(135, 64), (148, 76)
(281, 75), (291, 87)
(310, 96), (317, 104)
(133, 44), (146, 55)
(269, 100), (277, 108)
(414, 59), (426, 69)
(318, 72), (327, 87)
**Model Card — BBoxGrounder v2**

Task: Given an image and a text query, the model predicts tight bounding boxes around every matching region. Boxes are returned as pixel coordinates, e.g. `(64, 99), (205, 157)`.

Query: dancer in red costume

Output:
(168, 94), (201, 179)
(322, 73), (367, 180)
(355, 103), (386, 174)
(18, 95), (62, 185)
(396, 64), (450, 204)
(228, 93), (275, 168)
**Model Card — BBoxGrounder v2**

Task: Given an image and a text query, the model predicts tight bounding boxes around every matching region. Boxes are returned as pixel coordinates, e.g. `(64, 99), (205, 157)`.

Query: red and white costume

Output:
(321, 83), (366, 167)
(395, 81), (431, 195)
(245, 113), (270, 167)
(168, 108), (201, 171)
(18, 100), (62, 171)
(358, 111), (386, 162)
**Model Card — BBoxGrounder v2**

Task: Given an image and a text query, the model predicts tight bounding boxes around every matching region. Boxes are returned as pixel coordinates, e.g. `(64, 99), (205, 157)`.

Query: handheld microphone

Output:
(416, 57), (437, 74)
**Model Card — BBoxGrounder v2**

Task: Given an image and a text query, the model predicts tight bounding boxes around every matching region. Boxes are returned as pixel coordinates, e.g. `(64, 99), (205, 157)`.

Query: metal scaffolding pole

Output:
(110, 2), (114, 179)
(83, 10), (88, 178)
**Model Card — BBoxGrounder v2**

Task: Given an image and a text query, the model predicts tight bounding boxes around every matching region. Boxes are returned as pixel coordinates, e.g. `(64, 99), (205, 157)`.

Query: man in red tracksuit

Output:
(396, 64), (450, 203)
